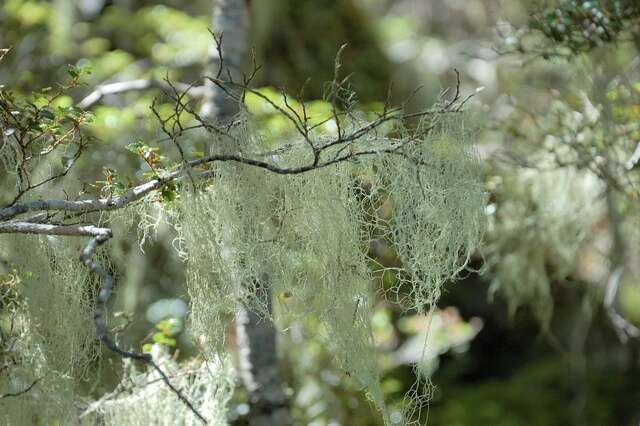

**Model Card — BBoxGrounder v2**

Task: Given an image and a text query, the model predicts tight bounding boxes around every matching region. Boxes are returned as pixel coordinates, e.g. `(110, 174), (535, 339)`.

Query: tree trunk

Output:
(235, 280), (291, 426)
(201, 1), (292, 425)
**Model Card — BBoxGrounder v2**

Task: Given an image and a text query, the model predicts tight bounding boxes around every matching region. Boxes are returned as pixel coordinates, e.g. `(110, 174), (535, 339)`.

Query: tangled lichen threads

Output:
(273, 165), (388, 416)
(0, 136), (20, 201)
(172, 113), (485, 424)
(178, 190), (240, 355)
(0, 235), (98, 424)
(487, 166), (603, 326)
(379, 116), (485, 311)
(321, 276), (386, 415)
(176, 157), (283, 355)
(90, 350), (235, 426)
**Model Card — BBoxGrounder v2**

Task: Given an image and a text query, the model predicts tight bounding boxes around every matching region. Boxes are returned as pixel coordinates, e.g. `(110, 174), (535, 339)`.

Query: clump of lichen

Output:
(86, 346), (235, 426)
(486, 166), (603, 326)
(172, 112), (484, 423)
(0, 98), (485, 424)
(0, 235), (98, 424)
(378, 116), (485, 311)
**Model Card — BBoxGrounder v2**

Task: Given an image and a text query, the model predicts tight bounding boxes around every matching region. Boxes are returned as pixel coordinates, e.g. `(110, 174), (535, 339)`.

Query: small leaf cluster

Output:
(93, 168), (128, 198)
(530, 0), (640, 52)
(1, 60), (95, 203)
(126, 140), (166, 175)
(125, 141), (177, 202)
(1, 65), (93, 153)
(142, 318), (183, 353)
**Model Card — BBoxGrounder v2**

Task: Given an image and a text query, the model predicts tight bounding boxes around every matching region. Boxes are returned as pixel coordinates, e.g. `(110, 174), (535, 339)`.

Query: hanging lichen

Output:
(0, 135), (20, 204)
(271, 164), (388, 416)
(0, 72), (485, 423)
(85, 346), (235, 426)
(486, 164), (603, 327)
(377, 116), (485, 311)
(0, 234), (98, 424)
(169, 111), (484, 424)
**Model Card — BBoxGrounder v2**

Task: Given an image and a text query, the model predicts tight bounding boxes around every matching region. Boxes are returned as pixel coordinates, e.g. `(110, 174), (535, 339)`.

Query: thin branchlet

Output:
(0, 223), (208, 423)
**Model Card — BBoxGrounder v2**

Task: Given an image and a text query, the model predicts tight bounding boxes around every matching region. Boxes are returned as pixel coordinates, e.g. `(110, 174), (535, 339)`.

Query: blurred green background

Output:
(2, 0), (640, 425)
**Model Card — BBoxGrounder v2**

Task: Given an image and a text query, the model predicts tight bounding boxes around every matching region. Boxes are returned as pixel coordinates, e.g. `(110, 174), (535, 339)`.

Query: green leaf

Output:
(152, 332), (177, 347)
(126, 140), (147, 153)
(156, 317), (183, 336)
(160, 182), (177, 203)
(67, 66), (79, 79)
(40, 108), (55, 120)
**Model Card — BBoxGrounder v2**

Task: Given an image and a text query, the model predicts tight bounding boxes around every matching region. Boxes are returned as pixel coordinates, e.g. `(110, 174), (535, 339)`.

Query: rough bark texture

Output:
(201, 1), (292, 425)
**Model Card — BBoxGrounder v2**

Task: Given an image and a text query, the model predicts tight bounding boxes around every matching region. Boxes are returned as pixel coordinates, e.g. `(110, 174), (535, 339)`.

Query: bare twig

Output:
(0, 377), (41, 400)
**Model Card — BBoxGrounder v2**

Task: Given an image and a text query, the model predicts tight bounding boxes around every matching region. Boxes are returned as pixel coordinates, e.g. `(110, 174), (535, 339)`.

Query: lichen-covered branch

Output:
(1, 17), (478, 424)
(0, 221), (208, 423)
(0, 143), (410, 222)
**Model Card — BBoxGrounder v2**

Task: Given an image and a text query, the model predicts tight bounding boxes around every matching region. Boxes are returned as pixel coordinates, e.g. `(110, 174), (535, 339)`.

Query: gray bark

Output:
(201, 1), (292, 425)
(202, 0), (249, 123)
(235, 281), (291, 426)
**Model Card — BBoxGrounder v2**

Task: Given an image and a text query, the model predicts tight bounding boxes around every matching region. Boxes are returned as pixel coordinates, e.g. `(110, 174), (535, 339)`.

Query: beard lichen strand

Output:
(378, 115), (485, 313)
(273, 164), (388, 418)
(179, 188), (243, 356)
(171, 114), (485, 425)
(0, 135), (20, 203)
(87, 351), (235, 426)
(0, 234), (97, 425)
(486, 165), (603, 327)
(369, 115), (485, 424)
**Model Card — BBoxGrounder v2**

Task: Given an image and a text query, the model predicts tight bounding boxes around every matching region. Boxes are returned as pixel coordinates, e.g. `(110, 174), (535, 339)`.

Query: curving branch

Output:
(0, 221), (208, 423)
(0, 139), (414, 222)
(77, 79), (206, 110)
(80, 231), (208, 423)
(0, 176), (171, 221)
(604, 266), (640, 343)
(0, 378), (41, 400)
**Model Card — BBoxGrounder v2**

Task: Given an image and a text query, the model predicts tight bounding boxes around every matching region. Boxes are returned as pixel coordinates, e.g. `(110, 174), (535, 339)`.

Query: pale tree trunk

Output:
(201, 0), (248, 123)
(200, 1), (292, 425)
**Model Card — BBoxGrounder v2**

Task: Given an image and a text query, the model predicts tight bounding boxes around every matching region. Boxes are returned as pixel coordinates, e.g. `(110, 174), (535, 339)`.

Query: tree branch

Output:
(604, 266), (640, 343)
(0, 378), (41, 400)
(0, 221), (208, 423)
(77, 79), (206, 110)
(0, 139), (409, 222)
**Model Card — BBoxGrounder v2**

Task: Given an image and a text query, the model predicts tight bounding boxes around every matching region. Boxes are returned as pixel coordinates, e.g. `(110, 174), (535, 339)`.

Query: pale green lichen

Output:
(486, 165), (603, 327)
(0, 106), (484, 424)
(378, 116), (485, 311)
(0, 136), (20, 204)
(0, 235), (98, 425)
(84, 346), (235, 426)
(172, 113), (484, 423)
